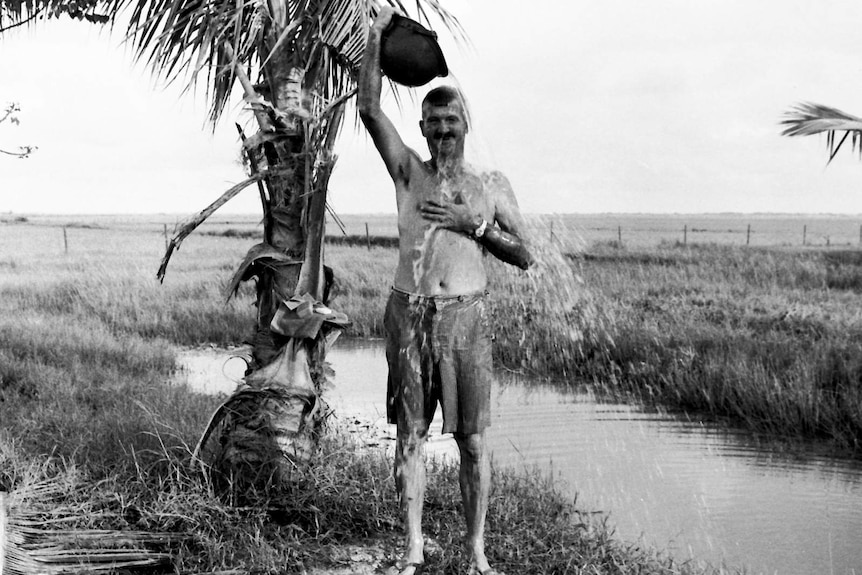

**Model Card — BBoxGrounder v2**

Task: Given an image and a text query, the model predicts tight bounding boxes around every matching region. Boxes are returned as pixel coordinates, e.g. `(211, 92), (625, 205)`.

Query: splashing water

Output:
(410, 225), (437, 289)
(487, 214), (615, 376)
(407, 71), (614, 374)
(409, 175), (456, 288)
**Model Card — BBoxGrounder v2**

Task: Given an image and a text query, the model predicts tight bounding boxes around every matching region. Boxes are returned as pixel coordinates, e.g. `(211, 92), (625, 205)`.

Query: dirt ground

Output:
(301, 542), (390, 574)
(301, 536), (453, 575)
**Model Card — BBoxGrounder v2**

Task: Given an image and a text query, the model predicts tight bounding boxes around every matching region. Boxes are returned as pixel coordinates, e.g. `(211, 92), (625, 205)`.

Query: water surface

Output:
(177, 339), (862, 575)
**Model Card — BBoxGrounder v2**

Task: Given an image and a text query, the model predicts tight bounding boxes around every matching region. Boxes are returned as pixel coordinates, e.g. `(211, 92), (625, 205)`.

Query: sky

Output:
(3, 0), (862, 215)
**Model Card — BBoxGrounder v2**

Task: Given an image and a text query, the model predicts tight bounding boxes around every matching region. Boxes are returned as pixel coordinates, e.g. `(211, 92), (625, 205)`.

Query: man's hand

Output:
(419, 197), (481, 235)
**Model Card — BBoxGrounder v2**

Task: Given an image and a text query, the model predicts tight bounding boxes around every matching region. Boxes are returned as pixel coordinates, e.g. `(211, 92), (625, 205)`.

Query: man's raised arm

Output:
(358, 8), (412, 182)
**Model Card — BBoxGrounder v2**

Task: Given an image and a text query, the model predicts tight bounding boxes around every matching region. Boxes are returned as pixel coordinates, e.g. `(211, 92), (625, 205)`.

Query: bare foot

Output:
(466, 542), (502, 575)
(468, 562), (505, 575)
(383, 559), (424, 575)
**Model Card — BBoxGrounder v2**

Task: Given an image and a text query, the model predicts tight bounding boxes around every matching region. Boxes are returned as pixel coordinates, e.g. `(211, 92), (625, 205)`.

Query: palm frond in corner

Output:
(781, 102), (862, 164)
(1, 481), (182, 575)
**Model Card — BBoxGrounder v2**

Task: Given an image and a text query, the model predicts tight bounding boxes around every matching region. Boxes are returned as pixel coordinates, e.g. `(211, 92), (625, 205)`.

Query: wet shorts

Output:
(384, 287), (493, 435)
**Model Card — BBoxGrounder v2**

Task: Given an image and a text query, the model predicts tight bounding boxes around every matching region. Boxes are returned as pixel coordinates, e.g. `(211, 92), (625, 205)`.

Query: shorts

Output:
(384, 287), (493, 435)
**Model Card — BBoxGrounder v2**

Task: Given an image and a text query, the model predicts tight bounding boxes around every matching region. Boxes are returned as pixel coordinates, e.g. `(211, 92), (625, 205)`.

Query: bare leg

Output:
(392, 426), (428, 574)
(455, 432), (492, 573)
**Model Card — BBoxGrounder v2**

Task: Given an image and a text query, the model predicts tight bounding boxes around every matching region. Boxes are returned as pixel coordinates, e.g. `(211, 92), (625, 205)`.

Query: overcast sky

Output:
(3, 0), (862, 215)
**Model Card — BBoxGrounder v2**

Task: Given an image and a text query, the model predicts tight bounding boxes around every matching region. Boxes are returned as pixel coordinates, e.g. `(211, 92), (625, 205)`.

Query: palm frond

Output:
(115, 0), (464, 124)
(781, 102), (862, 136)
(2, 485), (182, 575)
(781, 101), (862, 163)
(0, 0), (111, 32)
(2, 0), (465, 127)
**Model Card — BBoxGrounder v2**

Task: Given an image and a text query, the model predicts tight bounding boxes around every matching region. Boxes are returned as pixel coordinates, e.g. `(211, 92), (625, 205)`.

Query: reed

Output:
(572, 242), (862, 451)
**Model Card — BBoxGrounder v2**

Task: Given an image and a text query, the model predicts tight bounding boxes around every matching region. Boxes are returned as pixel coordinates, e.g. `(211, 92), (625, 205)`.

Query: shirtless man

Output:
(358, 8), (533, 575)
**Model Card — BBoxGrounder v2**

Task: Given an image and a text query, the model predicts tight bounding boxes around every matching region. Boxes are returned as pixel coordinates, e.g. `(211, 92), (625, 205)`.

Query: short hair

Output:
(422, 85), (471, 126)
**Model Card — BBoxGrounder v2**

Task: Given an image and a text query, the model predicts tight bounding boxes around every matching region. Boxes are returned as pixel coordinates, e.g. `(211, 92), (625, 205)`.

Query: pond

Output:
(176, 339), (862, 575)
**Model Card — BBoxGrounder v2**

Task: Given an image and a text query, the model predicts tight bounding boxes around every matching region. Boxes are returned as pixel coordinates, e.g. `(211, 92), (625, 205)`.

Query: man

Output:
(358, 8), (533, 575)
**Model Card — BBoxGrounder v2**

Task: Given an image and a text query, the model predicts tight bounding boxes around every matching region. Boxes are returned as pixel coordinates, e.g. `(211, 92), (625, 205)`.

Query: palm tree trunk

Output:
(199, 57), (345, 494)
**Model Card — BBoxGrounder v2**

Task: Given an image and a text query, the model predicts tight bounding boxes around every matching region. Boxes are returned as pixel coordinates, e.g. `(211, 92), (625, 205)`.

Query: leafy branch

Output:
(0, 1), (109, 34)
(0, 102), (36, 158)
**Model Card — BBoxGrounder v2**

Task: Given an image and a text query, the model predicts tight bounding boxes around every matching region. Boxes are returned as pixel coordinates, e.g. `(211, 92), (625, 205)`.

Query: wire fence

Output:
(5, 214), (862, 254)
(337, 215), (862, 250)
(538, 215), (862, 249)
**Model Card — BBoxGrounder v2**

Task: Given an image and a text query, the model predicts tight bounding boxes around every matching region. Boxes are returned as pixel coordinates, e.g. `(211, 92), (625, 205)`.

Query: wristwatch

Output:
(473, 218), (488, 238)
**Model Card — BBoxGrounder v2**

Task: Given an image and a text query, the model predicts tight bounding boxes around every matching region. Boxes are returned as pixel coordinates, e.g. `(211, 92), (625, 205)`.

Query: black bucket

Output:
(380, 14), (449, 87)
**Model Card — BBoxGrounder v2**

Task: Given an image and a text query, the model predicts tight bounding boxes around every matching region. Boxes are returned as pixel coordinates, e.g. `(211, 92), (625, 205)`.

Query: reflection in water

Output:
(176, 340), (862, 575)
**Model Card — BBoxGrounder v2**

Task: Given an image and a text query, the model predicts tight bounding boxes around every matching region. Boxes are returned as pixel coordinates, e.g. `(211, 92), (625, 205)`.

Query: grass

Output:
(1, 428), (711, 574)
(0, 216), (726, 573)
(5, 216), (861, 453)
(569, 242), (862, 452)
(4, 213), (862, 573)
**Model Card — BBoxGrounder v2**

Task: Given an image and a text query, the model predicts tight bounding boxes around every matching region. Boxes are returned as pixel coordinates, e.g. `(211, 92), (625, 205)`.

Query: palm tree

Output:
(0, 0), (463, 493)
(781, 102), (862, 163)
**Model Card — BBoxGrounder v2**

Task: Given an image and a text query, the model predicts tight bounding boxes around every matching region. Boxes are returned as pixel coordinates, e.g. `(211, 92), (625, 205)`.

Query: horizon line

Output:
(4, 211), (862, 218)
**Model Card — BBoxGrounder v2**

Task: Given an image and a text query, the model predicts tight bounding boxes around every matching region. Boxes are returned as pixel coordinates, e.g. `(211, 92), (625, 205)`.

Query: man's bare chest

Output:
(397, 168), (492, 218)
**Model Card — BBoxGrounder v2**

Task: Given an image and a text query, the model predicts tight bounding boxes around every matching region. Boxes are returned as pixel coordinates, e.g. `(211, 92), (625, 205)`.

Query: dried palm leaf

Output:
(1, 483), (182, 575)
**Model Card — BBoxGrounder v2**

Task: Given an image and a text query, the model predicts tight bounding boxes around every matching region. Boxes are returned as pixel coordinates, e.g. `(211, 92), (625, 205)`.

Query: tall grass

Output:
(572, 242), (862, 452)
(0, 217), (730, 573)
(1, 427), (716, 574)
(0, 309), (218, 474)
(5, 217), (862, 453)
(0, 221), (247, 473)
(3, 214), (859, 572)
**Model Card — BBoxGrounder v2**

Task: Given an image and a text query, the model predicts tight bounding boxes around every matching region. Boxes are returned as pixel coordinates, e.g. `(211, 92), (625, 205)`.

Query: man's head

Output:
(420, 86), (470, 164)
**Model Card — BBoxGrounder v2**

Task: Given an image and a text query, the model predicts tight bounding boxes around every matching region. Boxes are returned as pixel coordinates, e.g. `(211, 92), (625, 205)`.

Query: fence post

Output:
(803, 225), (806, 246)
(365, 222), (371, 251)
(746, 224), (751, 246)
(683, 224), (687, 246)
(163, 223), (169, 250)
(63, 226), (68, 254)
(617, 225), (622, 244)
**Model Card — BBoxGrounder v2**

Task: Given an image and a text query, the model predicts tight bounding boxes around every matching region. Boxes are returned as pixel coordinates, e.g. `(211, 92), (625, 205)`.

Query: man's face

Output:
(420, 101), (468, 162)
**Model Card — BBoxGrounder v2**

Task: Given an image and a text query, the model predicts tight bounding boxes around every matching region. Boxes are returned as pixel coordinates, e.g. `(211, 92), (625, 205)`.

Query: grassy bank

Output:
(0, 219), (720, 573)
(0, 426), (706, 574)
(571, 243), (862, 452)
